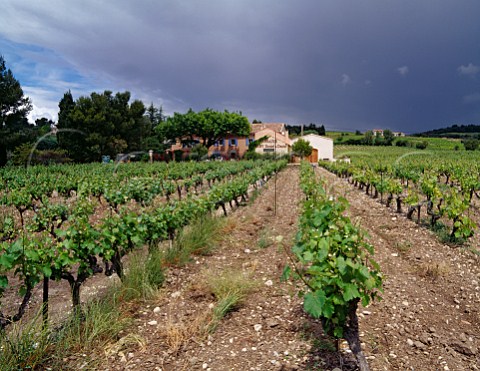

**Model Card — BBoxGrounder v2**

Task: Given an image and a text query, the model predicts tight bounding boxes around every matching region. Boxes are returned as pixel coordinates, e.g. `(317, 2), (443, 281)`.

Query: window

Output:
(220, 139), (225, 146)
(230, 138), (237, 146)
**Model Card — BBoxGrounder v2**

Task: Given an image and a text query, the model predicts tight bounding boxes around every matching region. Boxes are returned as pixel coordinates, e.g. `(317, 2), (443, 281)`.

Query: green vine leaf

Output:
(304, 291), (326, 318)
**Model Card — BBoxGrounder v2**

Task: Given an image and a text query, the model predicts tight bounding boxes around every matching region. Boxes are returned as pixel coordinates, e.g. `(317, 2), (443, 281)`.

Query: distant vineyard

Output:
(325, 146), (480, 241)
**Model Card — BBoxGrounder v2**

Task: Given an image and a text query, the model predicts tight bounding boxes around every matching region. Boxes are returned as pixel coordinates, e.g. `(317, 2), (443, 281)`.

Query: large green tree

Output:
(363, 130), (374, 145)
(0, 56), (33, 165)
(292, 138), (313, 159)
(158, 108), (251, 148)
(57, 90), (148, 162)
(382, 129), (394, 145)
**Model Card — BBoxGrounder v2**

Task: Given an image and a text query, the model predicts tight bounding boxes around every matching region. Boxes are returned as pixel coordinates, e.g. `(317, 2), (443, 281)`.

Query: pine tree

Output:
(0, 56), (32, 165)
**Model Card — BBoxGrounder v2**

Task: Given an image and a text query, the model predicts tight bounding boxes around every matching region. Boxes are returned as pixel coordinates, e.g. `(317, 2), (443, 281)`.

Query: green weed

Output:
(0, 314), (52, 371)
(204, 269), (257, 331)
(119, 248), (165, 301)
(162, 215), (226, 267)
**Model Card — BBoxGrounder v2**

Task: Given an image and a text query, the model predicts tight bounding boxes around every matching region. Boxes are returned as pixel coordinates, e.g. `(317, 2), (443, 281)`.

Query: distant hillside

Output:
(415, 124), (480, 138)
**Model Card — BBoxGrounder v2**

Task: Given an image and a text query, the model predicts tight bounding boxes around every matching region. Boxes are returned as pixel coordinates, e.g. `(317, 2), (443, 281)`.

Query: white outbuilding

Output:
(291, 133), (334, 162)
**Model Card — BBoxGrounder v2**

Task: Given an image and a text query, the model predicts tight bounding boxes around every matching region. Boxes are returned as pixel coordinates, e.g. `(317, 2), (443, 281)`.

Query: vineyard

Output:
(0, 160), (287, 327)
(328, 145), (480, 245)
(0, 153), (479, 370)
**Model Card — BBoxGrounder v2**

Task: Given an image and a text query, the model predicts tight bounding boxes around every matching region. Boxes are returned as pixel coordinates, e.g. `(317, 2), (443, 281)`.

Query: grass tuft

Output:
(104, 333), (146, 358)
(52, 294), (130, 357)
(418, 262), (450, 281)
(159, 312), (212, 354)
(204, 269), (257, 331)
(0, 315), (52, 371)
(119, 248), (165, 301)
(257, 228), (273, 249)
(178, 215), (226, 256)
(162, 215), (227, 267)
(0, 291), (131, 371)
(394, 240), (412, 254)
(426, 220), (467, 245)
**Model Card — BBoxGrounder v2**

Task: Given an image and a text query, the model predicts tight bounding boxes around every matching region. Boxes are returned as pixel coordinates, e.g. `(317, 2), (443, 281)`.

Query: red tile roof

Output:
(251, 123), (286, 134)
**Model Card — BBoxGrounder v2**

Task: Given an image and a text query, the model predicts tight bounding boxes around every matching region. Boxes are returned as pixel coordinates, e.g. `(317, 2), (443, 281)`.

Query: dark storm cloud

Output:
(1, 0), (480, 132)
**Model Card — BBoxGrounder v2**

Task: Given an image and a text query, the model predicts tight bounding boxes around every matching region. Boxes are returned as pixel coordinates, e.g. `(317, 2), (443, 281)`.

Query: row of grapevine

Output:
(0, 160), (287, 329)
(286, 162), (382, 371)
(0, 160), (271, 244)
(322, 148), (479, 240)
(0, 160), (264, 211)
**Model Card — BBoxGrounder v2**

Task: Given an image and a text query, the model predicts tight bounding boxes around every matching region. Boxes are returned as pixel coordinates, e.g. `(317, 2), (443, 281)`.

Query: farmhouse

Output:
(170, 122), (292, 160)
(251, 123), (291, 155)
(371, 129), (405, 137)
(291, 133), (334, 162)
(208, 134), (251, 160)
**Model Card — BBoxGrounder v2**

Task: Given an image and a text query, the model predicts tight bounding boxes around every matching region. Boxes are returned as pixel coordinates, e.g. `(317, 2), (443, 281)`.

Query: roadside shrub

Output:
(395, 139), (410, 147)
(342, 138), (363, 145)
(173, 149), (184, 161)
(12, 143), (72, 166)
(463, 138), (479, 151)
(243, 151), (261, 160)
(415, 141), (428, 150)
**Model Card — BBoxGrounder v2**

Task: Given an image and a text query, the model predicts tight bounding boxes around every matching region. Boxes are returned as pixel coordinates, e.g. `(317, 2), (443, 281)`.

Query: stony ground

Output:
(102, 165), (349, 371)
(89, 164), (480, 371)
(8, 164), (478, 370)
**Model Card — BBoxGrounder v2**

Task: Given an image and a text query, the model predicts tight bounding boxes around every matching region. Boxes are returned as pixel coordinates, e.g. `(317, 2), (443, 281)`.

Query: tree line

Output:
(415, 124), (480, 138)
(286, 123), (326, 136)
(0, 56), (250, 166)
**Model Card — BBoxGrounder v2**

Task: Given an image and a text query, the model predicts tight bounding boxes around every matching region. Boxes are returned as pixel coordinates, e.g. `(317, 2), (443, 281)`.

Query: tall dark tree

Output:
(34, 117), (57, 150)
(145, 103), (165, 129)
(57, 90), (147, 162)
(142, 103), (167, 150)
(0, 56), (32, 128)
(0, 56), (33, 165)
(287, 123), (326, 136)
(318, 124), (326, 136)
(57, 90), (84, 161)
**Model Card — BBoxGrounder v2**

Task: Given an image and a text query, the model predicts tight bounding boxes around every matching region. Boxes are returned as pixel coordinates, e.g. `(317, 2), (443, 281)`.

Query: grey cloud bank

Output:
(1, 0), (479, 133)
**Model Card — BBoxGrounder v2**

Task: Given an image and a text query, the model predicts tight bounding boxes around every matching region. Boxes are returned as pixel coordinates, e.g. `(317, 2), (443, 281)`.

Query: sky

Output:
(1, 0), (480, 134)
